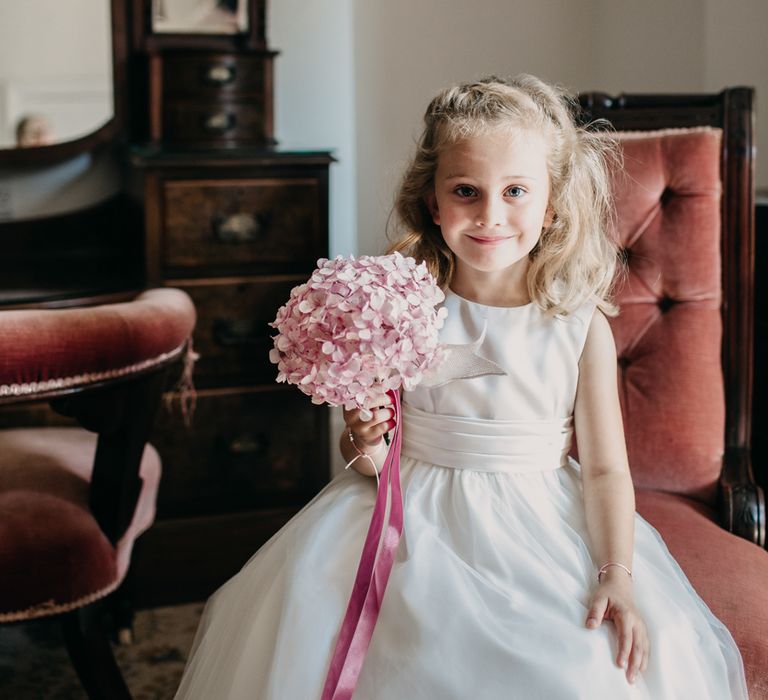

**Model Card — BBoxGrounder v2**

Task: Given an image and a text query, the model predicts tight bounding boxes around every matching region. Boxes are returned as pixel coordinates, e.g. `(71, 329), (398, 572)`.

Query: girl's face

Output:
(427, 128), (553, 293)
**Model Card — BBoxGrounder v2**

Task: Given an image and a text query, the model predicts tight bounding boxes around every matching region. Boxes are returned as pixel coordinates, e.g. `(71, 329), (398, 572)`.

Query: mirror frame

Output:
(132, 0), (266, 51)
(0, 0), (127, 167)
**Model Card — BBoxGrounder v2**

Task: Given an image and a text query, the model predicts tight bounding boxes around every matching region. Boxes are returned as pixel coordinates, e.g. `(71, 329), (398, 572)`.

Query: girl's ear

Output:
(543, 205), (554, 229)
(425, 192), (441, 226)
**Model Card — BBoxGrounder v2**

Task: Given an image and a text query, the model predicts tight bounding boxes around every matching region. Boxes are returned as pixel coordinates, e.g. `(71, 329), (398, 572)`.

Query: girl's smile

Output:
(426, 128), (553, 304)
(466, 234), (518, 245)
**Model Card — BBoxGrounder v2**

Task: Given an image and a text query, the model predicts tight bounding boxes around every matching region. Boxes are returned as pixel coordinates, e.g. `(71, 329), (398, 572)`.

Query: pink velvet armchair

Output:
(576, 88), (768, 697)
(0, 288), (196, 699)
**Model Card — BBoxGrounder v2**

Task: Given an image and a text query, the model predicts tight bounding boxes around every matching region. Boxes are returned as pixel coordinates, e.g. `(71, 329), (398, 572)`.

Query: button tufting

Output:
(660, 187), (674, 205)
(618, 356), (631, 369)
(658, 296), (675, 313)
(619, 247), (632, 265)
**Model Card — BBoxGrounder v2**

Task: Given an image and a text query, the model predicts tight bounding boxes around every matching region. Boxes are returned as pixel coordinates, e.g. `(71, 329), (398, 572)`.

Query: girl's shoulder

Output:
(548, 296), (598, 325)
(549, 298), (599, 361)
(566, 298), (599, 326)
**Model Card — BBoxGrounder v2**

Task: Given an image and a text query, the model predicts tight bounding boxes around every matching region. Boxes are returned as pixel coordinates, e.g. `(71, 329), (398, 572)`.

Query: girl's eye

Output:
(505, 186), (526, 198)
(454, 185), (477, 198)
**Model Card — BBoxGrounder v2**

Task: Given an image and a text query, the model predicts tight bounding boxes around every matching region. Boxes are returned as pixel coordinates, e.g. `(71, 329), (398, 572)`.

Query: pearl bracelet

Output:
(345, 429), (386, 488)
(597, 562), (633, 582)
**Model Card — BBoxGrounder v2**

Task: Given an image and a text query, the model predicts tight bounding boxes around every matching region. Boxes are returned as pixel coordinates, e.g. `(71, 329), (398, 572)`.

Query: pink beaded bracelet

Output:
(597, 562), (633, 582)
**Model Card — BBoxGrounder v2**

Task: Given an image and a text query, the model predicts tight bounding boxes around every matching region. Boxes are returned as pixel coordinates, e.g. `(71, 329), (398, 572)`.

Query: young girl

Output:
(175, 75), (748, 699)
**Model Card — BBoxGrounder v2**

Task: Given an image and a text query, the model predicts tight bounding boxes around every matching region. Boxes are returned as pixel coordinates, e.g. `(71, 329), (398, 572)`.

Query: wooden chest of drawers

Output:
(130, 148), (334, 604)
(161, 178), (322, 271)
(148, 50), (276, 148)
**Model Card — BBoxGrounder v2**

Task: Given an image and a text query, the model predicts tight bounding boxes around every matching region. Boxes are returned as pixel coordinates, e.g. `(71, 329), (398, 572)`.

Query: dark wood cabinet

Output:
(129, 148), (334, 605)
(123, 2), (335, 606)
(158, 175), (322, 271)
(152, 386), (328, 518)
(148, 50), (276, 147)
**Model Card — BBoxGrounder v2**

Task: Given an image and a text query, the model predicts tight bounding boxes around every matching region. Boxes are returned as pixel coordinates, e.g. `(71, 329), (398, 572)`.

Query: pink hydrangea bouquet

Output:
(268, 251), (448, 415)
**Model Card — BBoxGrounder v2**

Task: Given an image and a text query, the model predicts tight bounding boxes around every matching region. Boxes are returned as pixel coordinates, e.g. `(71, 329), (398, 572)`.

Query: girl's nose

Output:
(475, 197), (504, 227)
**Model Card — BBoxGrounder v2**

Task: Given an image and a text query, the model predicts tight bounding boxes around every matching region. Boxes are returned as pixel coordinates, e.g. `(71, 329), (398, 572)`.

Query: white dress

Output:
(175, 289), (748, 699)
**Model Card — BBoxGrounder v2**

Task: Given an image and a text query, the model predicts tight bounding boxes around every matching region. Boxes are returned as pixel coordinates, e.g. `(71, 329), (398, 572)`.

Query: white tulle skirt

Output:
(173, 454), (747, 699)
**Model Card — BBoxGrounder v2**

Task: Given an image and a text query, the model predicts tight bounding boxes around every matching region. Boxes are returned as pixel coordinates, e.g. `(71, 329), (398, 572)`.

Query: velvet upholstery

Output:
(0, 289), (195, 621)
(0, 429), (160, 621)
(0, 287), (196, 699)
(600, 125), (767, 698)
(610, 128), (724, 503)
(636, 491), (768, 698)
(0, 288), (196, 391)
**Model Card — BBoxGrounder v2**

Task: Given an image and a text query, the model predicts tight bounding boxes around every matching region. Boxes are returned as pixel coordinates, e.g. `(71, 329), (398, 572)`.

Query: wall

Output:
(593, 0), (767, 188)
(270, 0), (357, 259)
(591, 0), (707, 93)
(353, 0), (767, 258)
(702, 0), (767, 189)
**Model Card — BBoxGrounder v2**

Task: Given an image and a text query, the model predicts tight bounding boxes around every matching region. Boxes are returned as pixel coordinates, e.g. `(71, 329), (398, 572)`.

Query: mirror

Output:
(136, 0), (264, 53)
(0, 1), (113, 154)
(152, 0), (249, 35)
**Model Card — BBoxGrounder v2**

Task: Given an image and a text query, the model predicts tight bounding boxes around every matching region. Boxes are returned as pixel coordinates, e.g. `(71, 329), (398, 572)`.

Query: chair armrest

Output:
(719, 447), (766, 546)
(0, 288), (197, 543)
(0, 288), (196, 402)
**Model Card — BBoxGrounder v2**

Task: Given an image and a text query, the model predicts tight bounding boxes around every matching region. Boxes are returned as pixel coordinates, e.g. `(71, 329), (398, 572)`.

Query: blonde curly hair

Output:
(387, 74), (621, 317)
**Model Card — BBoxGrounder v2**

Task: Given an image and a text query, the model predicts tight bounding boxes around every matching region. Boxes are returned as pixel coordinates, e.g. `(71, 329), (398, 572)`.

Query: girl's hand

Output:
(343, 392), (395, 448)
(585, 570), (649, 684)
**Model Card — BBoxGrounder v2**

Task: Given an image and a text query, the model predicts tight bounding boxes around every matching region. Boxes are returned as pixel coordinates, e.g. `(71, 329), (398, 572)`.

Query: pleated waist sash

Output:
(401, 402), (573, 474)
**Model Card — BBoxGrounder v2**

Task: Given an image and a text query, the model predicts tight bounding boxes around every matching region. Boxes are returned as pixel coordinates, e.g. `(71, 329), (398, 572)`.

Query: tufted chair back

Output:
(609, 128), (724, 503)
(578, 88), (762, 542)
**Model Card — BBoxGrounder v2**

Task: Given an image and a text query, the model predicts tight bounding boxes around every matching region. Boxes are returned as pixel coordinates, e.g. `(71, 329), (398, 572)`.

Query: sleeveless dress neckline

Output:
(445, 286), (535, 311)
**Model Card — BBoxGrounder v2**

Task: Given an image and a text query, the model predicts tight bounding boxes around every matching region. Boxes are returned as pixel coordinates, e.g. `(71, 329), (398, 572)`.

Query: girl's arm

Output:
(339, 391), (396, 478)
(574, 309), (649, 684)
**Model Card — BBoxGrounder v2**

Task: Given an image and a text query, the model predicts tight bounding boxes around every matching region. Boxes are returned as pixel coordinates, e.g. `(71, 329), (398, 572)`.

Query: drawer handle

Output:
(228, 433), (268, 456)
(202, 63), (237, 86)
(203, 111), (236, 134)
(211, 212), (270, 243)
(213, 318), (268, 346)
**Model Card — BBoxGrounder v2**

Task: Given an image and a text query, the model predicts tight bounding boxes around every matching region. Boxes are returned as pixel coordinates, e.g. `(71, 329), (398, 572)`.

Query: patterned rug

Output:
(0, 603), (204, 699)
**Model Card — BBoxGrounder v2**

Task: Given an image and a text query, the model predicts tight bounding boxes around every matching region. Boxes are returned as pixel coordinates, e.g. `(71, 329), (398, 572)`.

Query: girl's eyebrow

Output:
(444, 173), (538, 181)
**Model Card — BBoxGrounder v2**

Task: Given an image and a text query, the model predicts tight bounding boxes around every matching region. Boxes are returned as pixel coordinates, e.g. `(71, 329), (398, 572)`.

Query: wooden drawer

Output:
(163, 100), (271, 147)
(179, 276), (299, 387)
(162, 177), (323, 272)
(162, 53), (270, 97)
(133, 508), (301, 606)
(151, 387), (330, 519)
(149, 51), (275, 147)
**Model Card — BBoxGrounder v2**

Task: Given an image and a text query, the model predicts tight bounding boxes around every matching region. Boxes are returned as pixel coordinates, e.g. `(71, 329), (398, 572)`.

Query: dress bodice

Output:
(404, 289), (596, 422)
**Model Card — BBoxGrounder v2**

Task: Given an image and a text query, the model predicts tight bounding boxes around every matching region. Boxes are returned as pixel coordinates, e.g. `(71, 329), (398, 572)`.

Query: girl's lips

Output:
(467, 235), (513, 246)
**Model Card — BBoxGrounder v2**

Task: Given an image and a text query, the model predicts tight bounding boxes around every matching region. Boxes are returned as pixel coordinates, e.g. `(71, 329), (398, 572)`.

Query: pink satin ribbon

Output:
(321, 389), (404, 700)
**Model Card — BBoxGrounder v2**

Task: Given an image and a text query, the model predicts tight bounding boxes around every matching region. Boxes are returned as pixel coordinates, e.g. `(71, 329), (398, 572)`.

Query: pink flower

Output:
(269, 252), (447, 411)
